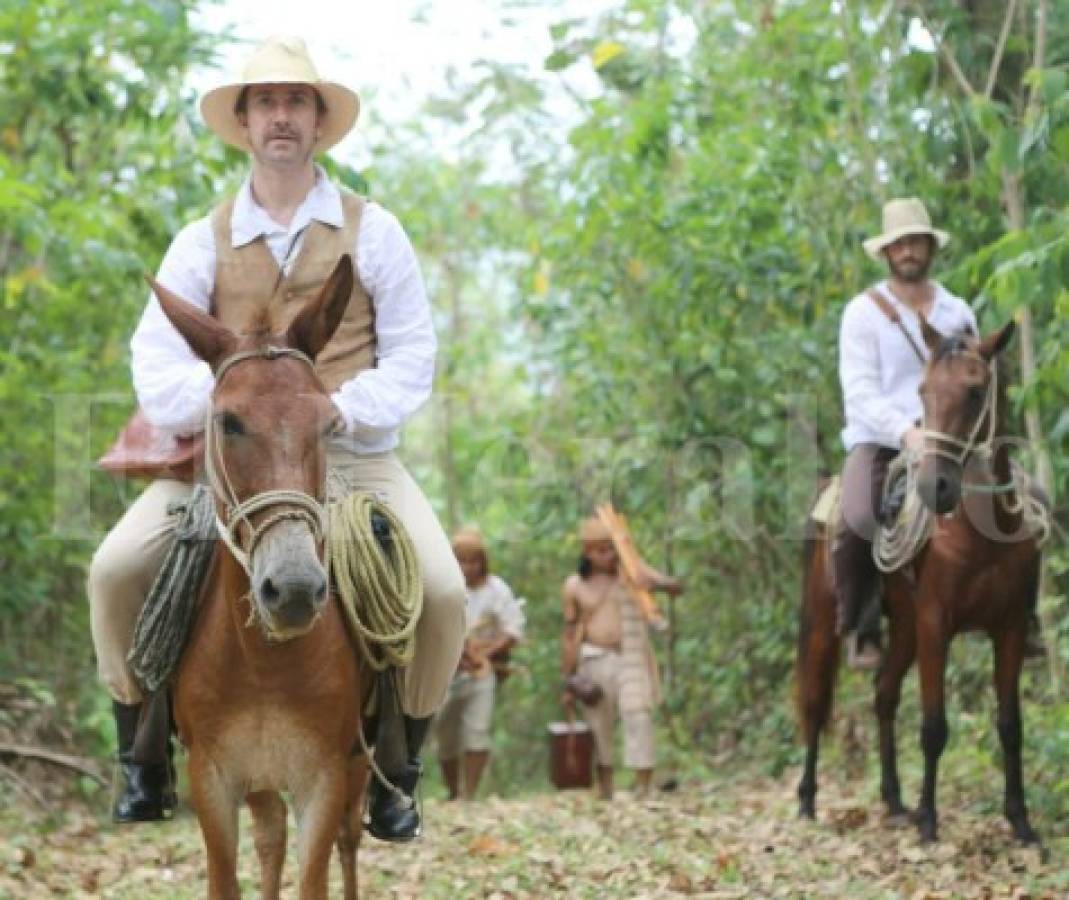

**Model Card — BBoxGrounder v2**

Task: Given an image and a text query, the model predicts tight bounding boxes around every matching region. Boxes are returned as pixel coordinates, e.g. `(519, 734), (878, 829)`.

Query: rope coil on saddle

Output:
(328, 492), (424, 671)
(128, 485), (216, 693)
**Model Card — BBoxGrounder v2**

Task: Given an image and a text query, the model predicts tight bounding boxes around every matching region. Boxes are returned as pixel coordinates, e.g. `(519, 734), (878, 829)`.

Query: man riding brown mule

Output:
(797, 316), (1047, 845)
(88, 36), (465, 842)
(157, 259), (369, 899)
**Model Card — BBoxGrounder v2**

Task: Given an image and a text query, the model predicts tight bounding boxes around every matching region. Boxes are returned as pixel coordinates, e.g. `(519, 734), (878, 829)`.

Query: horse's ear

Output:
(979, 319), (1016, 361)
(147, 276), (237, 370)
(284, 254), (353, 359)
(918, 313), (943, 354)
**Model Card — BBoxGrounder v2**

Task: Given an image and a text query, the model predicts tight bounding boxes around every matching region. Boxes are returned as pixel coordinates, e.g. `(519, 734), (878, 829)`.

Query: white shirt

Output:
(130, 166), (436, 455)
(839, 280), (977, 451)
(465, 575), (526, 642)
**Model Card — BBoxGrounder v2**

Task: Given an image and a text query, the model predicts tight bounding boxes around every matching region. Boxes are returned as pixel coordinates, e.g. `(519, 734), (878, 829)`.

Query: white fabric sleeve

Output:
(839, 301), (916, 447)
(331, 205), (436, 440)
(492, 576), (526, 641)
(130, 219), (216, 436)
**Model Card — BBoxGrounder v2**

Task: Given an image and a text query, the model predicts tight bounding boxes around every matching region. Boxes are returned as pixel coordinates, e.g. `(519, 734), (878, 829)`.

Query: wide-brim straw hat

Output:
(200, 35), (360, 154)
(451, 527), (488, 555)
(863, 197), (950, 261)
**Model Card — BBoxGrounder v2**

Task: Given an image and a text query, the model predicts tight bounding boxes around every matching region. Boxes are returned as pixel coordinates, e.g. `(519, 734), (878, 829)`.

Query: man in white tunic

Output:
(87, 36), (465, 839)
(436, 527), (525, 799)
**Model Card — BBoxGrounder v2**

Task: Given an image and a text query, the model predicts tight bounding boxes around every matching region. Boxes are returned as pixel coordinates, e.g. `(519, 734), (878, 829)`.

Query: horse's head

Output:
(915, 316), (1015, 514)
(149, 257), (352, 638)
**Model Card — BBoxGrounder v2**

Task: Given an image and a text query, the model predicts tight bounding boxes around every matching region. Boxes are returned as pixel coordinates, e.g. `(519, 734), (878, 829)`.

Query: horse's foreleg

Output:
(875, 598), (915, 820)
(188, 751), (242, 900)
(293, 761), (348, 900)
(915, 623), (948, 843)
(247, 790), (287, 899)
(337, 754), (369, 900)
(993, 627), (1039, 845)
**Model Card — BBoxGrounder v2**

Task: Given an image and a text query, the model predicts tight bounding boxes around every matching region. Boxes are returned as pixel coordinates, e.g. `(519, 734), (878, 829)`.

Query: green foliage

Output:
(0, 1), (226, 704)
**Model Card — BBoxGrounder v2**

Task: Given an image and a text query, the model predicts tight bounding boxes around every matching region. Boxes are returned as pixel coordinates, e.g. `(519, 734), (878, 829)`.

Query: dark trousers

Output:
(832, 444), (897, 635)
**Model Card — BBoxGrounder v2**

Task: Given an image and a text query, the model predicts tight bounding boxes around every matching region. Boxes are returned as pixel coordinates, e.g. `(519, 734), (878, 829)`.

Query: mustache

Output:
(267, 128), (299, 140)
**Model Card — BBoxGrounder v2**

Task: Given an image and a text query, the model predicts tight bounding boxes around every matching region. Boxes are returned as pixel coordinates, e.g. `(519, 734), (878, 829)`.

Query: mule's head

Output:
(915, 317), (1014, 514)
(149, 257), (352, 638)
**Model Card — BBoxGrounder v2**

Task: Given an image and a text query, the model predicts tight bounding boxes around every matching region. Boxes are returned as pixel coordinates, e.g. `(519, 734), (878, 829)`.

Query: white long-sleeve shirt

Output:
(130, 166), (436, 455)
(465, 575), (526, 642)
(839, 280), (977, 451)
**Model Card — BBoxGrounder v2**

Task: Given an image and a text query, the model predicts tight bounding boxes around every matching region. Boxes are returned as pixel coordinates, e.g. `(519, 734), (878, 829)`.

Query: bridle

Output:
(919, 348), (1017, 501)
(205, 346), (329, 577)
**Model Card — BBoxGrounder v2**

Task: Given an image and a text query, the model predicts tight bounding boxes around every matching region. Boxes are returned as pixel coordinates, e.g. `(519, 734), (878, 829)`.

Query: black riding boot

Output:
(112, 701), (173, 823)
(367, 714), (432, 842)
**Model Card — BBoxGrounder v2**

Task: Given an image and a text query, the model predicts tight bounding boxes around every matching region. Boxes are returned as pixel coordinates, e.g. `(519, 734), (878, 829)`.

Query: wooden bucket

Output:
(547, 719), (594, 790)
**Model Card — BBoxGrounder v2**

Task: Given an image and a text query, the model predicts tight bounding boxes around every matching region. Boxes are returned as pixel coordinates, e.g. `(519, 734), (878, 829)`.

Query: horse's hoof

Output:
(916, 822), (938, 843)
(798, 804), (816, 820)
(1013, 823), (1040, 846)
(885, 809), (912, 828)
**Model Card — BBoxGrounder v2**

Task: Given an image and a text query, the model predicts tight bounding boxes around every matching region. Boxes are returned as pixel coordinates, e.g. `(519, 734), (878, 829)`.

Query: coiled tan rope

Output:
(328, 492), (424, 671)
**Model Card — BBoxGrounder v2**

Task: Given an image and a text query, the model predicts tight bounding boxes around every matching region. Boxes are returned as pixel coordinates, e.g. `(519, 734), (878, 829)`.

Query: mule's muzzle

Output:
(257, 568), (328, 632)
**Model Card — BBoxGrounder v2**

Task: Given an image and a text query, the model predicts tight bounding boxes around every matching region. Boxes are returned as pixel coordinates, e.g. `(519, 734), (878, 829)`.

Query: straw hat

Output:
(451, 527), (487, 555)
(863, 198), (950, 261)
(579, 516), (612, 545)
(200, 36), (360, 154)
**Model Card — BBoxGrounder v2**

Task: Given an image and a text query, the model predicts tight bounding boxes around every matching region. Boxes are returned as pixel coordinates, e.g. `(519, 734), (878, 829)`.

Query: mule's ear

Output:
(979, 319), (1015, 361)
(285, 254), (353, 359)
(918, 313), (943, 354)
(147, 277), (237, 370)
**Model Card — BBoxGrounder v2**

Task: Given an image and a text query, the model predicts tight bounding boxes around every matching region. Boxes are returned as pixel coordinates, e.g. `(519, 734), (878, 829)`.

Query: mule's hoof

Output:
(798, 803), (816, 820)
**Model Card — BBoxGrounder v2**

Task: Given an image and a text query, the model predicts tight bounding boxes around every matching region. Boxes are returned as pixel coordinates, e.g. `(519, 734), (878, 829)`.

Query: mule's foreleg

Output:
(337, 754), (369, 900)
(247, 790), (287, 900)
(875, 602), (915, 820)
(293, 760), (349, 900)
(188, 751), (242, 900)
(993, 628), (1039, 845)
(915, 626), (948, 843)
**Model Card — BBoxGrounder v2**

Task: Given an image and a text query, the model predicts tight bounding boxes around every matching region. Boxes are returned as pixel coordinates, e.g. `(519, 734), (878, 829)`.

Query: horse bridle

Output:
(919, 348), (1018, 500)
(205, 346), (329, 577)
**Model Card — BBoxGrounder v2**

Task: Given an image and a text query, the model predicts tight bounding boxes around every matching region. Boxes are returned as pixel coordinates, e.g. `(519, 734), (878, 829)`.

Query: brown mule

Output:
(796, 320), (1042, 846)
(152, 256), (370, 899)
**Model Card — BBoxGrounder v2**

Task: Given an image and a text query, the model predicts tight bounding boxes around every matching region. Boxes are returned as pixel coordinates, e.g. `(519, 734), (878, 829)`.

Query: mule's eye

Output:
(220, 412), (245, 436)
(967, 385), (985, 404)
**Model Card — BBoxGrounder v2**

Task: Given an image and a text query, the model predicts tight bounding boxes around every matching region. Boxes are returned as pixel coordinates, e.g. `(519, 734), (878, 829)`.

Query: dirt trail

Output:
(0, 772), (1064, 898)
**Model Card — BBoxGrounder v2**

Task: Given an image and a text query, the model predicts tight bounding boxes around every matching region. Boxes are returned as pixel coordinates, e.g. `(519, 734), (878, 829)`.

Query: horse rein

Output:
(204, 346), (329, 579)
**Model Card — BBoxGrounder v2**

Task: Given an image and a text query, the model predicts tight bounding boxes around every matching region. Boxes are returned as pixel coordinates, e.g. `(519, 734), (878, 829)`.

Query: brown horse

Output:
(796, 319), (1042, 845)
(151, 257), (370, 899)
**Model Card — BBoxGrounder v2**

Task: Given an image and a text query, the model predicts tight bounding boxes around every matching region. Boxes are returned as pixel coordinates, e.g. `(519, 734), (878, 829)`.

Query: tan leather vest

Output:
(209, 188), (375, 392)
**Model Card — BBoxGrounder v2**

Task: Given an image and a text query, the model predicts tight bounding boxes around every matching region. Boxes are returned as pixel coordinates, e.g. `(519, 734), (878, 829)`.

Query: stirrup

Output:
(845, 633), (882, 670)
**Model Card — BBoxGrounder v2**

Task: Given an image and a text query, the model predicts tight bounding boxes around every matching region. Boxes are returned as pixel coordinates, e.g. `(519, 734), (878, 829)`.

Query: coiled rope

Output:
(328, 492), (424, 671)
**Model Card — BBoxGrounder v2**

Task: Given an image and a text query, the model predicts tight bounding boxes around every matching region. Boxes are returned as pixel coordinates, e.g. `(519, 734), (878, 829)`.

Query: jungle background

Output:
(0, 0), (1067, 896)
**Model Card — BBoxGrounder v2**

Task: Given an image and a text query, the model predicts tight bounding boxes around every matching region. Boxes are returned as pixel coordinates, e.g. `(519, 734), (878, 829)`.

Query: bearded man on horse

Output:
(833, 197), (1044, 669)
(87, 36), (466, 841)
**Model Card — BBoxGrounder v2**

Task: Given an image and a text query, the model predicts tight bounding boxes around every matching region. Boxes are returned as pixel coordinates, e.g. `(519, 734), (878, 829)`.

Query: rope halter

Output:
(205, 346), (329, 578)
